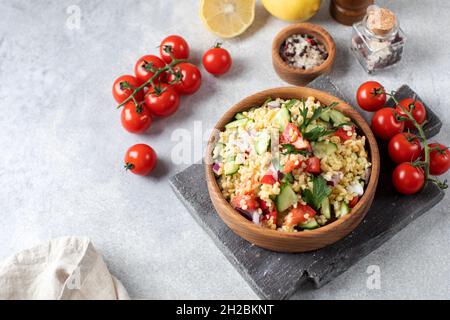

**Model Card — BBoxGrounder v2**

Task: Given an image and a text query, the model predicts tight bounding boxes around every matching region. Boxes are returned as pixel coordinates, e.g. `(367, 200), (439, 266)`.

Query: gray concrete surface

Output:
(0, 0), (449, 299)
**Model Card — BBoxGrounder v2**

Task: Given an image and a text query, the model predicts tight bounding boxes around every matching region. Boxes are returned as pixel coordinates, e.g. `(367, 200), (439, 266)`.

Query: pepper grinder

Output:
(330, 0), (374, 26)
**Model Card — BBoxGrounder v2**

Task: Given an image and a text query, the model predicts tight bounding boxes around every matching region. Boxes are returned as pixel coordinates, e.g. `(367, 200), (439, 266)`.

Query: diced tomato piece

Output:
(284, 204), (316, 227)
(282, 160), (296, 174)
(281, 123), (302, 144)
(292, 137), (311, 151)
(349, 196), (359, 208)
(261, 173), (277, 185)
(258, 198), (270, 212)
(334, 127), (354, 141)
(306, 157), (321, 174)
(262, 210), (277, 222)
(231, 194), (259, 210)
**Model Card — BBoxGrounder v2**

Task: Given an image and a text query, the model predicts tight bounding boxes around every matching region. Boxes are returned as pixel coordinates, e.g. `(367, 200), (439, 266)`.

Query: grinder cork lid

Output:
(366, 5), (397, 36)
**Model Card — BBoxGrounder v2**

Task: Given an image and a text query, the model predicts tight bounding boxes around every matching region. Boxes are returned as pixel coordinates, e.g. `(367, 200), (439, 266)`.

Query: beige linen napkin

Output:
(0, 236), (129, 300)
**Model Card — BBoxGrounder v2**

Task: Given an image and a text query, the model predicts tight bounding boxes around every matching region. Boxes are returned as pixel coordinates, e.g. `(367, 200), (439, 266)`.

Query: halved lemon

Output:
(200, 0), (256, 38)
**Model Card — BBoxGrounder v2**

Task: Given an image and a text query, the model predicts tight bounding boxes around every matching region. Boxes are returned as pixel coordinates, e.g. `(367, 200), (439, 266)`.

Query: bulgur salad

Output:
(212, 97), (372, 232)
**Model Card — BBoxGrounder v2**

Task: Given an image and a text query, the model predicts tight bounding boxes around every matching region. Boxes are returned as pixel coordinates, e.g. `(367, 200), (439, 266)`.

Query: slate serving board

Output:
(169, 76), (444, 300)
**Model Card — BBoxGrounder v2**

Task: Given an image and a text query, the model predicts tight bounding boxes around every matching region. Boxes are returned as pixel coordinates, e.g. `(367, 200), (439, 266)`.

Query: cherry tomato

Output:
(371, 108), (405, 140)
(231, 194), (259, 210)
(134, 55), (166, 83)
(112, 75), (143, 104)
(356, 81), (386, 112)
(202, 44), (232, 76)
(280, 123), (311, 150)
(167, 62), (202, 95)
(124, 144), (157, 176)
(334, 127), (354, 141)
(285, 204), (316, 227)
(120, 102), (152, 134)
(261, 174), (277, 185)
(144, 85), (180, 117)
(395, 98), (427, 130)
(426, 143), (450, 176)
(349, 196), (359, 208)
(159, 35), (190, 64)
(388, 133), (422, 164)
(392, 163), (425, 195)
(306, 157), (321, 174)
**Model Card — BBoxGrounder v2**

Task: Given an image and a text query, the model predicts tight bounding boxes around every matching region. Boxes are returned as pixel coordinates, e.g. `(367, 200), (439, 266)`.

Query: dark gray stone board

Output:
(169, 76), (444, 300)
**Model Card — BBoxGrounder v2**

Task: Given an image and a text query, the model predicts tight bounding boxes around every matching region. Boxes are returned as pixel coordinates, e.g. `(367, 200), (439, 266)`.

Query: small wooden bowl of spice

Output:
(272, 23), (336, 86)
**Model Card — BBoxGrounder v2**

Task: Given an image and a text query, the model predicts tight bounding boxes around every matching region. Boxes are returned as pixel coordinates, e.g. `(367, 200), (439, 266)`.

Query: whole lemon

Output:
(261, 0), (322, 22)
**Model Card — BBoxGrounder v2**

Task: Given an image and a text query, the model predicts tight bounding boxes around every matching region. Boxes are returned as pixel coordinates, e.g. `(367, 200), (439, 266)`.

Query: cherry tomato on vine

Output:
(159, 35), (190, 64)
(144, 85), (180, 117)
(392, 163), (425, 195)
(112, 75), (143, 104)
(124, 144), (157, 176)
(134, 55), (166, 83)
(425, 143), (450, 176)
(371, 108), (405, 140)
(167, 62), (202, 95)
(121, 102), (153, 134)
(388, 133), (422, 164)
(356, 81), (386, 112)
(395, 98), (427, 130)
(202, 44), (232, 76)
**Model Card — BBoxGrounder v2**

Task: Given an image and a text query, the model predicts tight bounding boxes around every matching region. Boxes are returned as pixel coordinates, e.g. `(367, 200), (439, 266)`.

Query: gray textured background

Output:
(0, 0), (449, 299)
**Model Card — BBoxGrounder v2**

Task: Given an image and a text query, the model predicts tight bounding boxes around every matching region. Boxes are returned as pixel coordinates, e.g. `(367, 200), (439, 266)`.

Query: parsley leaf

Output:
(281, 172), (294, 185)
(284, 99), (299, 109)
(281, 144), (309, 156)
(303, 127), (335, 141)
(302, 176), (332, 210)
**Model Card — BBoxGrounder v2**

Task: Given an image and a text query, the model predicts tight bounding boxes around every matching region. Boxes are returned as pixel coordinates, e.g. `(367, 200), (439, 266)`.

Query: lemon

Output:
(200, 0), (256, 38)
(261, 0), (322, 22)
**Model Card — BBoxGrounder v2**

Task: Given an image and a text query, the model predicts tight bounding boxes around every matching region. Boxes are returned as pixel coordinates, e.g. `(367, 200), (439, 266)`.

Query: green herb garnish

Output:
(302, 176), (332, 210)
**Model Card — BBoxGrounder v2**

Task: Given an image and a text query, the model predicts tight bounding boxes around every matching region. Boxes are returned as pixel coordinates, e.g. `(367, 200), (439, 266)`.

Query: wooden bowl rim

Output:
(272, 23), (336, 76)
(205, 86), (380, 240)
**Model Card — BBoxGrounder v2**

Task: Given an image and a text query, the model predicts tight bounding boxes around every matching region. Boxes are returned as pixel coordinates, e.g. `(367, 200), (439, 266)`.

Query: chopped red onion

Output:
(236, 208), (261, 225)
(267, 101), (281, 109)
(212, 163), (221, 174)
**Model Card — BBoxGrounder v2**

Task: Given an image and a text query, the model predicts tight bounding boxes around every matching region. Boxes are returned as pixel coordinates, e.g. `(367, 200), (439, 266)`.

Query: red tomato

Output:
(349, 196), (359, 208)
(124, 144), (157, 176)
(134, 55), (166, 83)
(112, 75), (143, 104)
(285, 204), (316, 226)
(258, 199), (278, 222)
(356, 81), (386, 112)
(120, 102), (153, 134)
(388, 133), (422, 164)
(392, 163), (425, 195)
(159, 35), (190, 63)
(202, 45), (232, 75)
(282, 160), (296, 174)
(426, 143), (450, 176)
(334, 127), (354, 141)
(306, 157), (321, 174)
(261, 174), (277, 185)
(371, 108), (405, 140)
(144, 85), (180, 117)
(167, 63), (202, 95)
(231, 194), (259, 210)
(281, 123), (311, 150)
(395, 98), (427, 130)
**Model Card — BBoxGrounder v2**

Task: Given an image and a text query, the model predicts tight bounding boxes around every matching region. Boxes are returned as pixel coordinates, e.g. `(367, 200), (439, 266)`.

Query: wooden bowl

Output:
(205, 87), (380, 253)
(272, 23), (336, 86)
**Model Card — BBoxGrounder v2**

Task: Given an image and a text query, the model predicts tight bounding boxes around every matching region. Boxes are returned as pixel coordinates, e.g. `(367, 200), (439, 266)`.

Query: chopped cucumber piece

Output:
(254, 132), (270, 155)
(224, 162), (240, 176)
(273, 107), (290, 132)
(320, 109), (331, 122)
(225, 118), (248, 129)
(334, 201), (350, 218)
(321, 197), (331, 219)
(340, 202), (350, 217)
(234, 113), (246, 120)
(276, 185), (297, 213)
(300, 218), (319, 230)
(312, 141), (337, 158)
(212, 143), (225, 161)
(329, 110), (349, 127)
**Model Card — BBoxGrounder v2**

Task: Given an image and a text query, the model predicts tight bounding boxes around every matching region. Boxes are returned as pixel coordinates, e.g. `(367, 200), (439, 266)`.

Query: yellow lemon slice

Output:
(200, 0), (256, 38)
